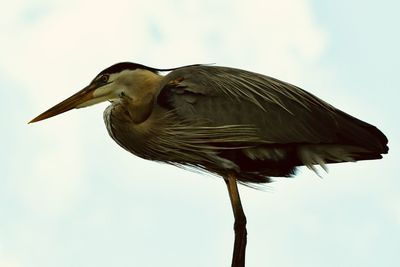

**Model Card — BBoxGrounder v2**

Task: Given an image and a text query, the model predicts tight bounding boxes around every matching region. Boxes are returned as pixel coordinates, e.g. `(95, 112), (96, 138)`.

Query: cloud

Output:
(3, 0), (328, 84)
(1, 0), (329, 212)
(1, 0), (364, 266)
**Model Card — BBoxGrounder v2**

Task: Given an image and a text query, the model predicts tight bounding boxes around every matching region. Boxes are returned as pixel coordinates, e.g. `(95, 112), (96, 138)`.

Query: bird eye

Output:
(99, 74), (109, 84)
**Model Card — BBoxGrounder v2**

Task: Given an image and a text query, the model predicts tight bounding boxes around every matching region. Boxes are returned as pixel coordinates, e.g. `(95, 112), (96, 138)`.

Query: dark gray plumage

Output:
(30, 62), (389, 267)
(103, 65), (388, 183)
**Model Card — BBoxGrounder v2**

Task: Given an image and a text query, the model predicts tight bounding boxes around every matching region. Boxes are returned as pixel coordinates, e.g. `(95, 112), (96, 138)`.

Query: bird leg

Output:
(225, 173), (247, 267)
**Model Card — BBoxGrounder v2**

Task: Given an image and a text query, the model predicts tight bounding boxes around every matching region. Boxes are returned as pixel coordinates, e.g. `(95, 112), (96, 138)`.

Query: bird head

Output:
(29, 62), (163, 123)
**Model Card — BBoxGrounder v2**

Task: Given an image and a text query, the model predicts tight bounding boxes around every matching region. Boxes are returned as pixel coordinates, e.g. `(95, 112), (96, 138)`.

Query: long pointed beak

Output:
(29, 85), (95, 123)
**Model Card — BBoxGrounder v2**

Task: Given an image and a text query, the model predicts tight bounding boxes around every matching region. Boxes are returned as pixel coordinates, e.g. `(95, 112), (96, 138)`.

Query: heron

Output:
(30, 63), (388, 267)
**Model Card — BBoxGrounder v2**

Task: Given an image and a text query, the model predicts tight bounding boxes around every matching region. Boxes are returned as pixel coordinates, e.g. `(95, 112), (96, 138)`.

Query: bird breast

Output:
(104, 94), (164, 155)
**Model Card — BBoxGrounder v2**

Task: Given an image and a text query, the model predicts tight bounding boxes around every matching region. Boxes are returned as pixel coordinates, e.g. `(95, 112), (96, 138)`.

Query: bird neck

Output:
(128, 69), (164, 94)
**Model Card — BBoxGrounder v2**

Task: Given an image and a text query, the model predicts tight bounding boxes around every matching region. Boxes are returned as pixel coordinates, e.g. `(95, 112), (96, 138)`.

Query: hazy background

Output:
(1, 0), (399, 266)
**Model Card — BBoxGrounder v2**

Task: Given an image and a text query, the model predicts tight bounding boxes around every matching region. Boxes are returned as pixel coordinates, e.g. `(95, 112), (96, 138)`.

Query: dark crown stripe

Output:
(97, 62), (206, 76)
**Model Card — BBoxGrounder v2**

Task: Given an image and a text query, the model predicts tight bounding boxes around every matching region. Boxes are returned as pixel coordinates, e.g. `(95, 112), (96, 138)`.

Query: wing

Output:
(157, 65), (388, 153)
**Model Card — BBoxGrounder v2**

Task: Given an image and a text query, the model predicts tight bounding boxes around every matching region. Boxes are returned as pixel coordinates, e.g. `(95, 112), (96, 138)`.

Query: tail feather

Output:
(335, 110), (388, 154)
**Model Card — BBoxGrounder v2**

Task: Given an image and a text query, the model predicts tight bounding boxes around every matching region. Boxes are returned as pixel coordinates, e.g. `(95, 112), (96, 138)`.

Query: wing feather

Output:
(157, 65), (387, 153)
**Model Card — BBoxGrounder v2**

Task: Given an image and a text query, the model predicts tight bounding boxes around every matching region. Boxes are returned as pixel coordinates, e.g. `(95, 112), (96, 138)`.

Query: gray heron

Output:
(30, 63), (388, 267)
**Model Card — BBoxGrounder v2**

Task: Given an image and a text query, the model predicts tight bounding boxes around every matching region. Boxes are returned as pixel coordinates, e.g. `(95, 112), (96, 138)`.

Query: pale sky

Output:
(1, 0), (399, 266)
